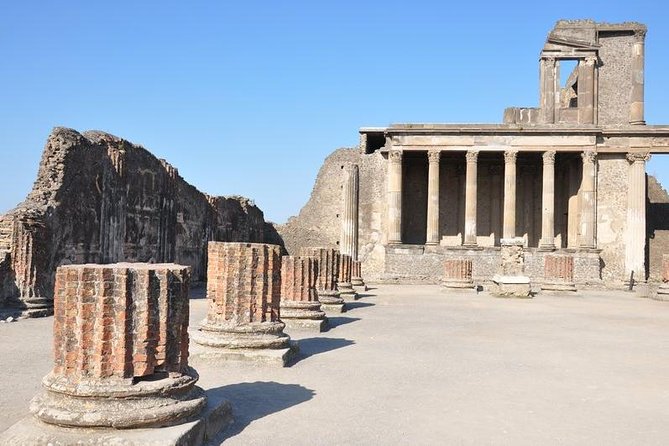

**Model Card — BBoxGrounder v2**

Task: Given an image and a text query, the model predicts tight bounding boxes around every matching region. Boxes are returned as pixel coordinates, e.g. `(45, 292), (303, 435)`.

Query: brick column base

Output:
(541, 255), (577, 293)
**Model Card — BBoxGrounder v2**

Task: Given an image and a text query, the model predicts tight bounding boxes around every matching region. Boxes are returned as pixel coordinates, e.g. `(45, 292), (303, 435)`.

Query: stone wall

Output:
(648, 175), (669, 282)
(597, 31), (635, 126)
(0, 127), (271, 309)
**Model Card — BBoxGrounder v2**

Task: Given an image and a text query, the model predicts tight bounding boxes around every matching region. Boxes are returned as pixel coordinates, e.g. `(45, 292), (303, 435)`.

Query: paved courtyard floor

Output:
(1, 285), (669, 445)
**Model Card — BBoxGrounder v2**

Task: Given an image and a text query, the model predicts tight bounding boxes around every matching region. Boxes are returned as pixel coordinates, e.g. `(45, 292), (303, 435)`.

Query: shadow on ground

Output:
(212, 381), (315, 442)
(345, 301), (375, 310)
(327, 316), (360, 330)
(290, 337), (355, 365)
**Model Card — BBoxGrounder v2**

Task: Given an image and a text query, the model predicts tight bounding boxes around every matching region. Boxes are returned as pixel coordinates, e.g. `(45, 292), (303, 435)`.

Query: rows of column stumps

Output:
(387, 148), (649, 251)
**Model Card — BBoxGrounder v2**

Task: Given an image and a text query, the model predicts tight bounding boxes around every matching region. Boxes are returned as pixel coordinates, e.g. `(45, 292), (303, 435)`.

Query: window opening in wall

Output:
(559, 59), (579, 108)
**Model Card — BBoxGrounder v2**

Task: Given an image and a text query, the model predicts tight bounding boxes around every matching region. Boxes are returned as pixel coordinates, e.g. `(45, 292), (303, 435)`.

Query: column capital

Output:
(626, 152), (651, 163)
(541, 56), (556, 64)
(581, 150), (597, 164)
(583, 56), (598, 66)
(633, 29), (647, 42)
(504, 150), (518, 164)
(388, 150), (403, 163)
(542, 150), (556, 165)
(465, 150), (479, 164)
(427, 149), (441, 163)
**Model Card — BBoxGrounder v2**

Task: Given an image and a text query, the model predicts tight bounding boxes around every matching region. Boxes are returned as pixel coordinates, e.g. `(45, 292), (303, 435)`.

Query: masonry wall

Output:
(648, 175), (669, 282)
(0, 127), (270, 308)
(597, 32), (635, 126)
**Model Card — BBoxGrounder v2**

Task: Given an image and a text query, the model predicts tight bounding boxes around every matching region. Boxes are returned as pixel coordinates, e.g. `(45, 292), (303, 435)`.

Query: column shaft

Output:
(540, 57), (557, 124)
(464, 151), (478, 246)
(426, 150), (441, 245)
(387, 150), (403, 244)
(625, 152), (650, 280)
(630, 30), (646, 125)
(579, 151), (597, 249)
(341, 163), (359, 259)
(540, 151), (556, 250)
(503, 151), (517, 239)
(578, 57), (596, 125)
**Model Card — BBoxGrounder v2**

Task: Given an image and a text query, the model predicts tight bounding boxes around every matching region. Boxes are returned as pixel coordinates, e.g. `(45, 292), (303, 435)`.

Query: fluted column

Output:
(540, 57), (557, 124)
(503, 150), (518, 239)
(630, 30), (646, 125)
(579, 151), (597, 249)
(426, 149), (441, 245)
(387, 150), (403, 244)
(340, 163), (359, 260)
(539, 151), (556, 250)
(464, 150), (479, 246)
(578, 56), (597, 125)
(625, 152), (650, 281)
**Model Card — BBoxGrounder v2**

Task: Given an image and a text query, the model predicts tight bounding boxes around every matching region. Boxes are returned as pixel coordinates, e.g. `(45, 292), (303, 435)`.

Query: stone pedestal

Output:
(337, 254), (358, 302)
(441, 259), (475, 292)
(351, 260), (367, 291)
(0, 263), (233, 446)
(656, 254), (669, 300)
(541, 255), (577, 293)
(279, 256), (327, 332)
(191, 242), (295, 367)
(301, 247), (346, 313)
(492, 238), (531, 298)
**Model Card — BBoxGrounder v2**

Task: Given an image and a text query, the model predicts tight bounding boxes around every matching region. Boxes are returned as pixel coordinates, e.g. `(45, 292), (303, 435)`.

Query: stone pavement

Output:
(2, 285), (669, 445)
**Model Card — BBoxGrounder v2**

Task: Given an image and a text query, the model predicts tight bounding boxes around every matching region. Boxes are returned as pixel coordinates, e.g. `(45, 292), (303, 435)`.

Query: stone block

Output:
(492, 275), (532, 298)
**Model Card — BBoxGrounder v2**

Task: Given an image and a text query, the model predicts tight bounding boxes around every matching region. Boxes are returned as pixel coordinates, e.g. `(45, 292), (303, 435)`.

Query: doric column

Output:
(340, 163), (359, 260)
(630, 30), (646, 125)
(540, 57), (557, 124)
(625, 152), (650, 281)
(579, 151), (597, 249)
(426, 149), (441, 245)
(463, 150), (479, 246)
(503, 150), (518, 239)
(578, 56), (597, 125)
(539, 151), (556, 250)
(387, 150), (403, 244)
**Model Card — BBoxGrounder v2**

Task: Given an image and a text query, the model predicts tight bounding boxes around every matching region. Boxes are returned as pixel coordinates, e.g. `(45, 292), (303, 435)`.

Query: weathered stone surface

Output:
(351, 259), (367, 290)
(542, 255), (577, 292)
(442, 259), (475, 291)
(337, 254), (358, 302)
(279, 256), (327, 332)
(656, 255), (669, 299)
(29, 263), (206, 429)
(492, 239), (531, 298)
(0, 128), (276, 315)
(300, 247), (345, 313)
(191, 242), (294, 366)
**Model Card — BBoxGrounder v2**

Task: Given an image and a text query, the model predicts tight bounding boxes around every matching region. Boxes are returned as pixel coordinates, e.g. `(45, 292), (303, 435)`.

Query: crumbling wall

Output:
(648, 175), (669, 282)
(0, 127), (272, 308)
(277, 147), (387, 281)
(597, 32), (635, 126)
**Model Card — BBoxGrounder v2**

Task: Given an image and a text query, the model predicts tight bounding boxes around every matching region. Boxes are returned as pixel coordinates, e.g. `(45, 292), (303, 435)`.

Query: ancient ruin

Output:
(279, 255), (328, 332)
(300, 247), (346, 313)
(351, 259), (366, 290)
(492, 239), (532, 298)
(337, 254), (358, 301)
(191, 242), (295, 366)
(280, 20), (669, 290)
(0, 128), (279, 317)
(542, 254), (577, 292)
(0, 263), (231, 445)
(442, 259), (475, 292)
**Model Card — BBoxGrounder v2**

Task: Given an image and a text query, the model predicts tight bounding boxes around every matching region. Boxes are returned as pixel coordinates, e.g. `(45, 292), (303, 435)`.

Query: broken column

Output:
(441, 259), (475, 292)
(656, 255), (669, 300)
(32, 263), (207, 428)
(337, 253), (358, 302)
(351, 259), (367, 290)
(541, 255), (577, 293)
(279, 255), (327, 332)
(301, 247), (345, 313)
(340, 163), (360, 260)
(192, 242), (294, 366)
(492, 238), (531, 298)
(630, 29), (646, 125)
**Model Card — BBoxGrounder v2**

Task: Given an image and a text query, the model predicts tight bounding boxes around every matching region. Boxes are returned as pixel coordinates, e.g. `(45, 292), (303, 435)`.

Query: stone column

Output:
(503, 151), (518, 239)
(541, 255), (576, 292)
(540, 57), (557, 124)
(337, 254), (358, 301)
(279, 256), (327, 332)
(625, 152), (650, 282)
(579, 151), (597, 249)
(426, 149), (441, 245)
(578, 56), (597, 125)
(340, 163), (359, 260)
(441, 259), (475, 291)
(30, 263), (206, 428)
(630, 30), (646, 125)
(301, 247), (345, 313)
(463, 150), (479, 246)
(192, 242), (294, 366)
(387, 150), (403, 244)
(539, 151), (556, 250)
(351, 260), (366, 290)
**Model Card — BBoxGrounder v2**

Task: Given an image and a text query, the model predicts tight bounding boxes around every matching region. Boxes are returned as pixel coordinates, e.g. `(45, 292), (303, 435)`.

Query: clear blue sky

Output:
(1, 1), (668, 223)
